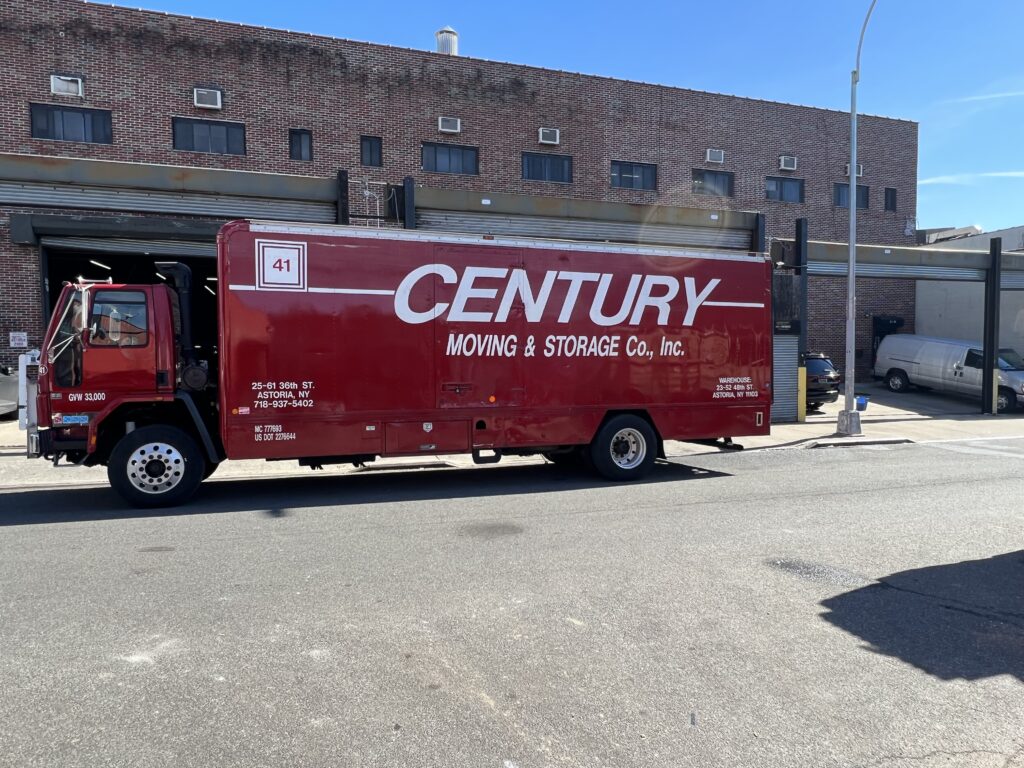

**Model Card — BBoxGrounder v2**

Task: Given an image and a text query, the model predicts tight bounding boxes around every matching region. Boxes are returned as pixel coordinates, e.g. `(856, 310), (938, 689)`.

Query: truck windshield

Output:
(998, 349), (1024, 371)
(47, 289), (85, 387)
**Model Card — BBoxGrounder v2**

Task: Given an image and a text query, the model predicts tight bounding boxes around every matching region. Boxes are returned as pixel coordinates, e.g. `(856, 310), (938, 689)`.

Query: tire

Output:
(202, 461), (220, 480)
(588, 414), (657, 482)
(886, 369), (910, 393)
(997, 387), (1016, 414)
(807, 402), (823, 411)
(107, 425), (204, 508)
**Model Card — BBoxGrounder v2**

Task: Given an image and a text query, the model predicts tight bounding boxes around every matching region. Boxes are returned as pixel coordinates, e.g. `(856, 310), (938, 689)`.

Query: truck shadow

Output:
(820, 550), (1024, 681)
(0, 460), (729, 526)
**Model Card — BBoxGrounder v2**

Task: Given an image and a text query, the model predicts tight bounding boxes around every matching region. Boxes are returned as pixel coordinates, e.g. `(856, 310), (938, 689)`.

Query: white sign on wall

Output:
(9, 332), (27, 348)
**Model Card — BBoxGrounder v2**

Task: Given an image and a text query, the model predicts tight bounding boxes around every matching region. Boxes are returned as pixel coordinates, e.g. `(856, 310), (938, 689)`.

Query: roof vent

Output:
(436, 26), (459, 55)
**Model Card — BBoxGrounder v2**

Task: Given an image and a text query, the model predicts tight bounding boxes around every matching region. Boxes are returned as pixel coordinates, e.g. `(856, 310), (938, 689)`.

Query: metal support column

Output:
(336, 170), (350, 225)
(981, 237), (1003, 414)
(402, 176), (416, 230)
(795, 218), (809, 422)
(796, 219), (809, 359)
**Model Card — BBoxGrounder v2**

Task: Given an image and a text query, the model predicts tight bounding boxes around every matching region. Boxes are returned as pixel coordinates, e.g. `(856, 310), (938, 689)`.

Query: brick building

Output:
(0, 0), (918, 376)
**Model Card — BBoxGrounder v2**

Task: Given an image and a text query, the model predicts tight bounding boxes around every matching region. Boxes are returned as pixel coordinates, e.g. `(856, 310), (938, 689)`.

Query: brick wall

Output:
(0, 209), (44, 367)
(0, 0), (920, 368)
(807, 276), (916, 381)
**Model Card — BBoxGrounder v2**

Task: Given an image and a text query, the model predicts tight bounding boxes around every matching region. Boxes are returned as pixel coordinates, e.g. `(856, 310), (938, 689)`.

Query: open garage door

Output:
(42, 239), (220, 356)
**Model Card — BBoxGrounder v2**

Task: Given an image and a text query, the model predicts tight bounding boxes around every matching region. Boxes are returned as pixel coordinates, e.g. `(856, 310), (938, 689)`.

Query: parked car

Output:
(873, 334), (1024, 413)
(805, 352), (841, 411)
(0, 364), (16, 420)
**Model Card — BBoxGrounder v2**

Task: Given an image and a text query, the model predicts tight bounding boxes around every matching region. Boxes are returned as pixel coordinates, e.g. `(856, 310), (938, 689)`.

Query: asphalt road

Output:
(2, 439), (1023, 768)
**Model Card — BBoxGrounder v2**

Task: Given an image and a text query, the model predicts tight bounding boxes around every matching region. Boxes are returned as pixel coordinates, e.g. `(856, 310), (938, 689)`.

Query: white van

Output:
(873, 334), (1024, 412)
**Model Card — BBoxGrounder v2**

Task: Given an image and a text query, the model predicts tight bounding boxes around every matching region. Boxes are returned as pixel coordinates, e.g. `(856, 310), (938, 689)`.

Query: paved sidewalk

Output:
(2, 380), (1022, 490)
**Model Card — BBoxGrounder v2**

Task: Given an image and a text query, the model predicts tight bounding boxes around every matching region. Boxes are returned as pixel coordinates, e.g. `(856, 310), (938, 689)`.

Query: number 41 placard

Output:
(256, 240), (307, 291)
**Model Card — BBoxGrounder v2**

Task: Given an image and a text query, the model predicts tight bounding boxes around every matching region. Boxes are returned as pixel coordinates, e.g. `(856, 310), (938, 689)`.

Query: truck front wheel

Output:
(589, 415), (657, 481)
(108, 425), (204, 508)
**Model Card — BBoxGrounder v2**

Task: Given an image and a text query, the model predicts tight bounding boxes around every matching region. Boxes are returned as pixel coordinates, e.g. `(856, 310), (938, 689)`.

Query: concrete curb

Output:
(805, 436), (915, 449)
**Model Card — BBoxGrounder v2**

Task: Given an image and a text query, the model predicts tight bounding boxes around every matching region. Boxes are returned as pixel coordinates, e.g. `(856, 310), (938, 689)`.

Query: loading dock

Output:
(773, 224), (1024, 416)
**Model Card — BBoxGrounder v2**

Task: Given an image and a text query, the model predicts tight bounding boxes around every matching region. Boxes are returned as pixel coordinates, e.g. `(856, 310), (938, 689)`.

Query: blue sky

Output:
(130, 0), (1023, 232)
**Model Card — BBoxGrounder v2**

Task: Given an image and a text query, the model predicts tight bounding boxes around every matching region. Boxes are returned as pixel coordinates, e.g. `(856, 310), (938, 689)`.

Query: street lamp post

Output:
(838, 0), (878, 437)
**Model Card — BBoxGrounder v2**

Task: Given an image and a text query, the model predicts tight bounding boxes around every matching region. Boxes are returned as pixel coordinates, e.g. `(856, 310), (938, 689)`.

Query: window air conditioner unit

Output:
(438, 116), (462, 134)
(844, 163), (864, 178)
(50, 75), (83, 97)
(706, 148), (725, 164)
(538, 127), (560, 145)
(779, 155), (798, 171)
(193, 87), (223, 110)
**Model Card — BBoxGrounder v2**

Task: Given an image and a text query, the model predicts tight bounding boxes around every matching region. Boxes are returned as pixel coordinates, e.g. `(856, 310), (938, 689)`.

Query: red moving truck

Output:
(24, 221), (772, 506)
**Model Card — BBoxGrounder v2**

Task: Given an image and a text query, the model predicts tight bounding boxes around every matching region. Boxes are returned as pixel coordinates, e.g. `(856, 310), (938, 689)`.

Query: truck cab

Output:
(25, 268), (221, 505)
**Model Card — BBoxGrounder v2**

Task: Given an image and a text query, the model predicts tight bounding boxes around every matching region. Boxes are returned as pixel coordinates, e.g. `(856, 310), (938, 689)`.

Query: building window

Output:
(30, 103), (112, 144)
(834, 183), (869, 209)
(885, 187), (897, 212)
(692, 169), (734, 197)
(611, 160), (657, 190)
(289, 129), (312, 162)
(765, 176), (805, 203)
(422, 142), (478, 175)
(523, 152), (573, 183)
(172, 117), (245, 155)
(361, 136), (382, 167)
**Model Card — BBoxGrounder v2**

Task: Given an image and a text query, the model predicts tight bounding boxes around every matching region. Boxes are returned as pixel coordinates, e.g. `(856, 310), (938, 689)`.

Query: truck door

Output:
(434, 245), (525, 409)
(80, 289), (157, 397)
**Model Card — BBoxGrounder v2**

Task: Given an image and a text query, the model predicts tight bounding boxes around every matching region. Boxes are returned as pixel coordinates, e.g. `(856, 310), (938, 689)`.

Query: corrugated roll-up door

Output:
(417, 210), (752, 250)
(808, 261), (985, 281)
(772, 335), (799, 423)
(1001, 272), (1024, 290)
(40, 237), (217, 258)
(0, 181), (335, 223)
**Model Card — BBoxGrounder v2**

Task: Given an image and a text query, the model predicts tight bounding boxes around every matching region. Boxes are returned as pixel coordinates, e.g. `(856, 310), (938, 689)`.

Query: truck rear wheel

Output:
(108, 425), (204, 508)
(589, 415), (657, 481)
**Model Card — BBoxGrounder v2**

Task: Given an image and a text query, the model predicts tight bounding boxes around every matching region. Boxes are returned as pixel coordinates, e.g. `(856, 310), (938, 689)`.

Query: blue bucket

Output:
(855, 395), (870, 412)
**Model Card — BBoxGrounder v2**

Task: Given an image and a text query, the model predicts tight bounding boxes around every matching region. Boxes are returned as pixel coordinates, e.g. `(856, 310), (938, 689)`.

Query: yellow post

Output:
(797, 366), (807, 422)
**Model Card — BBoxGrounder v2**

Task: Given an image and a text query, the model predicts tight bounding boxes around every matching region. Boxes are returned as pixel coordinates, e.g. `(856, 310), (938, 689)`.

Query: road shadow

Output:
(0, 459), (729, 526)
(820, 550), (1024, 681)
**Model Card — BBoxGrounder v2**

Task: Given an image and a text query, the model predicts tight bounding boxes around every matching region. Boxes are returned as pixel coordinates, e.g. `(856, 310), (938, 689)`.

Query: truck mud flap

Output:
(175, 393), (224, 463)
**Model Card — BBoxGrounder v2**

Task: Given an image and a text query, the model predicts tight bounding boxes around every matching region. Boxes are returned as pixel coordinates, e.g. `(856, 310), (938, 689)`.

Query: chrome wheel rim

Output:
(128, 442), (186, 495)
(609, 428), (646, 470)
(890, 376), (904, 391)
(998, 394), (1009, 412)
